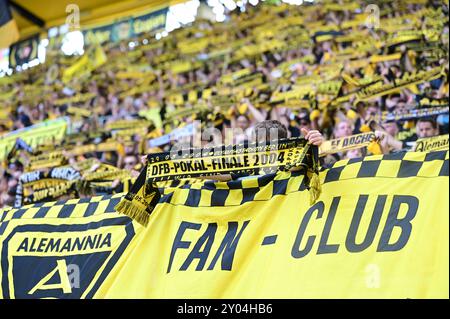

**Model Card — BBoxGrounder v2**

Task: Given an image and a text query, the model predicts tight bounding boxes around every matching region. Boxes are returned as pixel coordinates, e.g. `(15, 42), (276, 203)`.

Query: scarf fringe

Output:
(115, 199), (150, 227)
(76, 180), (92, 196)
(308, 171), (322, 205)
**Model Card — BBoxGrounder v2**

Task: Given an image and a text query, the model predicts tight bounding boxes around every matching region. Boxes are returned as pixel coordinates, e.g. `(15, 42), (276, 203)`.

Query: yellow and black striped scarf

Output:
(116, 137), (320, 226)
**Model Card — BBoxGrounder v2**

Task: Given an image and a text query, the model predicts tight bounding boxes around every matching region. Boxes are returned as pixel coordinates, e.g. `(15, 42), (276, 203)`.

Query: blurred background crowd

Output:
(0, 0), (448, 208)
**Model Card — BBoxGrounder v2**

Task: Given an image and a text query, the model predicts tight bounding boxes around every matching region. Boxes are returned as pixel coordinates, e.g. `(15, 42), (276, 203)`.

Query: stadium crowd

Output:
(0, 0), (448, 208)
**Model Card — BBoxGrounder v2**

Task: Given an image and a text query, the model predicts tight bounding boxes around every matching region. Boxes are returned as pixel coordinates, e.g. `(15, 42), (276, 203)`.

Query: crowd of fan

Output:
(0, 0), (449, 208)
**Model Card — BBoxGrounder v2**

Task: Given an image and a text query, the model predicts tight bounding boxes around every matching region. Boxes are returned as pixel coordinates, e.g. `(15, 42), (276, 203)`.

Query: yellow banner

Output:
(319, 132), (376, 156)
(414, 135), (449, 152)
(62, 46), (107, 83)
(0, 151), (448, 298)
(0, 119), (67, 162)
(356, 67), (445, 102)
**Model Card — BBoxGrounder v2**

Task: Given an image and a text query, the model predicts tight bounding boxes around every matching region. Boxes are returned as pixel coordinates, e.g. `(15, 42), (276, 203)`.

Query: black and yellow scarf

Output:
(116, 137), (321, 226)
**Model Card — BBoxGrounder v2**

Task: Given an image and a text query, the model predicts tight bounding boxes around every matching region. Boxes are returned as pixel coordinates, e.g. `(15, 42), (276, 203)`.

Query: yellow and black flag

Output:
(0, 0), (19, 49)
(0, 151), (448, 298)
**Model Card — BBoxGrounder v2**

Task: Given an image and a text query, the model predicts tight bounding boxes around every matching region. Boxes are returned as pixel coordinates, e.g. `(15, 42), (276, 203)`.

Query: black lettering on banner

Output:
(317, 197), (340, 254)
(253, 154), (259, 166)
(363, 133), (374, 143)
(377, 195), (419, 252)
(167, 222), (201, 273)
(361, 134), (368, 143)
(261, 154), (267, 165)
(416, 141), (425, 152)
(346, 195), (387, 252)
(167, 221), (249, 273)
(207, 221), (250, 271)
(37, 238), (47, 252)
(185, 161), (193, 172)
(146, 137), (308, 182)
(291, 201), (324, 259)
(17, 238), (28, 252)
(342, 138), (349, 147)
(243, 155), (249, 167)
(46, 238), (62, 253)
(269, 153), (276, 164)
(180, 223), (217, 271)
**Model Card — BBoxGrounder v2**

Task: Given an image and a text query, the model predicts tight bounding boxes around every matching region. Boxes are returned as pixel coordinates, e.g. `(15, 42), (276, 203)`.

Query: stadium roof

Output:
(9, 0), (182, 40)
